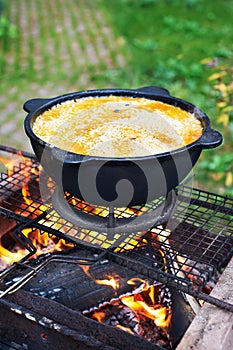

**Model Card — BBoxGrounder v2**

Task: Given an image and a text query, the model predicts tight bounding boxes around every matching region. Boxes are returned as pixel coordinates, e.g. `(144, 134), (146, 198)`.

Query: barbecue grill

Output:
(0, 145), (232, 313)
(0, 82), (231, 347)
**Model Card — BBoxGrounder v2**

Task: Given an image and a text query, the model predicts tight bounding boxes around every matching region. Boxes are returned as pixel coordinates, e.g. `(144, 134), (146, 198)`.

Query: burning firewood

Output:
(85, 281), (172, 349)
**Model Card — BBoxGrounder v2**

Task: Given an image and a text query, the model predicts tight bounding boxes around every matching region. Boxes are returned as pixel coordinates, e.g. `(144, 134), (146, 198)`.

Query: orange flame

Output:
(0, 227), (73, 271)
(0, 151), (47, 216)
(0, 152), (24, 177)
(90, 310), (106, 323)
(0, 244), (27, 269)
(79, 265), (92, 278)
(127, 277), (146, 285)
(116, 325), (135, 335)
(21, 183), (32, 206)
(121, 294), (171, 328)
(88, 279), (171, 333)
(125, 280), (171, 328)
(149, 284), (156, 304)
(95, 276), (120, 290)
(79, 264), (121, 290)
(0, 152), (73, 270)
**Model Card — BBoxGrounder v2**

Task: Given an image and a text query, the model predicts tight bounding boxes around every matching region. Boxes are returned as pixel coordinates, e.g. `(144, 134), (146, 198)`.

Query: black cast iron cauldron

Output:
(24, 86), (222, 207)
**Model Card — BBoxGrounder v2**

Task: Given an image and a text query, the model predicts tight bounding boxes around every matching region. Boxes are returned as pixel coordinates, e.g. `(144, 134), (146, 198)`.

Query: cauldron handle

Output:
(196, 128), (222, 149)
(135, 86), (170, 96)
(23, 98), (53, 113)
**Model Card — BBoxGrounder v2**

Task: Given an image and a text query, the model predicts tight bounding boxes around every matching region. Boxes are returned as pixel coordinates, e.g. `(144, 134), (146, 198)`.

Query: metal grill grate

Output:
(0, 146), (233, 311)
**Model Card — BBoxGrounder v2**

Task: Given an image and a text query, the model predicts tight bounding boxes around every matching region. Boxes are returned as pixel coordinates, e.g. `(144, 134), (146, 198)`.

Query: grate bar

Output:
(178, 186), (233, 216)
(0, 206), (29, 223)
(109, 251), (233, 313)
(0, 145), (233, 311)
(0, 252), (106, 299)
(0, 145), (36, 160)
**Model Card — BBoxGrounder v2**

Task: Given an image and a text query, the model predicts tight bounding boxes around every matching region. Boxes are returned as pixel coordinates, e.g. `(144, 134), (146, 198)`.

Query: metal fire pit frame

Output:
(0, 145), (233, 312)
(0, 288), (163, 350)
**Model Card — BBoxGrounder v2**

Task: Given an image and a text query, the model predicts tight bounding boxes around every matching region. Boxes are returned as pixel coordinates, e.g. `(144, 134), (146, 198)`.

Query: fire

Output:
(115, 325), (135, 335)
(18, 162), (48, 217)
(95, 276), (120, 290)
(1, 151), (140, 264)
(1, 152), (172, 342)
(127, 277), (146, 285)
(121, 295), (170, 328)
(22, 227), (73, 254)
(78, 264), (121, 290)
(125, 279), (171, 328)
(149, 283), (156, 304)
(80, 268), (171, 329)
(21, 183), (32, 206)
(0, 151), (75, 270)
(91, 310), (106, 323)
(66, 193), (151, 250)
(87, 278), (172, 340)
(67, 195), (144, 219)
(0, 152), (26, 177)
(0, 244), (27, 269)
(0, 227), (74, 270)
(79, 264), (92, 278)
(0, 151), (47, 216)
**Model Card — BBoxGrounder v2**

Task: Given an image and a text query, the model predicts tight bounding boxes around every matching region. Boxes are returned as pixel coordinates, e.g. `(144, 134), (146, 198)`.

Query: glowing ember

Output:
(90, 310), (106, 323)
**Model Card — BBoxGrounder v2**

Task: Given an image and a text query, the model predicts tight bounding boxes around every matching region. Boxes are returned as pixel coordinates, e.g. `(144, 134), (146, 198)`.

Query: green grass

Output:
(96, 0), (233, 96)
(0, 0), (232, 195)
(95, 0), (233, 196)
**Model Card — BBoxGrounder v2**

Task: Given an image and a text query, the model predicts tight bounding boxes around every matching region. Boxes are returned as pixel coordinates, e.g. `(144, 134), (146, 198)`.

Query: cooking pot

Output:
(24, 86), (222, 207)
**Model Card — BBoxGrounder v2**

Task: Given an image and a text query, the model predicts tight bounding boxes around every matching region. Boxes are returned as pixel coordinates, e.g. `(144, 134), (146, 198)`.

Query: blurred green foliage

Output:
(0, 0), (232, 195)
(0, 16), (18, 46)
(96, 0), (233, 195)
(197, 59), (233, 195)
(0, 10), (18, 72)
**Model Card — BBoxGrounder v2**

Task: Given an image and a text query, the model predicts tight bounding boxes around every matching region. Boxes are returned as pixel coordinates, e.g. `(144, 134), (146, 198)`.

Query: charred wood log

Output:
(0, 288), (164, 350)
(86, 301), (172, 350)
